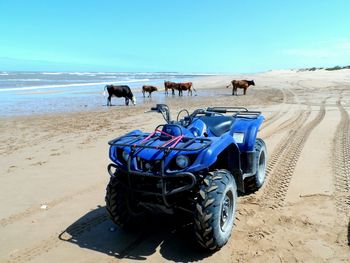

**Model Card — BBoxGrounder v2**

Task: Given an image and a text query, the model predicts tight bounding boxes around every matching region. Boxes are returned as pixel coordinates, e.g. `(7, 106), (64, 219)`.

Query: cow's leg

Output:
(142, 90), (145, 97)
(172, 89), (175, 96)
(107, 96), (112, 106)
(125, 97), (129, 106)
(244, 88), (247, 95)
(148, 92), (151, 98)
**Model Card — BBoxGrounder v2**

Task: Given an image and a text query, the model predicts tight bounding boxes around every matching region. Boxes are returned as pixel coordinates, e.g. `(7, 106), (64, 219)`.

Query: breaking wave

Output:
(0, 79), (150, 92)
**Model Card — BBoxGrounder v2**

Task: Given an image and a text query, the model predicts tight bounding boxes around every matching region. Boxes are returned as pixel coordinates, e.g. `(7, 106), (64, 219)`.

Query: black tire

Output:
(194, 169), (237, 250)
(245, 138), (267, 192)
(105, 176), (144, 228)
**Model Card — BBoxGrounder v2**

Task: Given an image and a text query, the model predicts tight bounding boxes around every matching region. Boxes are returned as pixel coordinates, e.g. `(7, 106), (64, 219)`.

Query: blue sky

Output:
(1, 0), (349, 73)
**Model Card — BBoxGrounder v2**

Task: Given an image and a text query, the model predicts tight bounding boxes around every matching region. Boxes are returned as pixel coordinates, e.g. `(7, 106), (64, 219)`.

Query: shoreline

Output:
(2, 68), (349, 117)
(0, 74), (230, 117)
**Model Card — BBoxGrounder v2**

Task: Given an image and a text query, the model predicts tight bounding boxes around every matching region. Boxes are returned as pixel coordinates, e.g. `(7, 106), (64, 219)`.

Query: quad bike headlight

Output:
(175, 155), (190, 169)
(122, 150), (129, 161)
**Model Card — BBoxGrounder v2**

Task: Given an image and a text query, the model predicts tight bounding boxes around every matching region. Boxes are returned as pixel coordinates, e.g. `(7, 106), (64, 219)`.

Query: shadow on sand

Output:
(102, 104), (129, 107)
(59, 205), (213, 261)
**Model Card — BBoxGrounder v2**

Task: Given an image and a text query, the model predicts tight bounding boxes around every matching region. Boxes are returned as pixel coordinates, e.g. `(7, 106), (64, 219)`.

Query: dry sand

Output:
(1, 69), (350, 262)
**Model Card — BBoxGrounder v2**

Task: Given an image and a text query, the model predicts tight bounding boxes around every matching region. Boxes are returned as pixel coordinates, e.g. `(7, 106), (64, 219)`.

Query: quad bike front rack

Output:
(108, 125), (213, 207)
(108, 124), (212, 152)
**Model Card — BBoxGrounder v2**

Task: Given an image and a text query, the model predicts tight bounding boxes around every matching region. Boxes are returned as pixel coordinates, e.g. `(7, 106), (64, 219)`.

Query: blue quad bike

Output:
(106, 104), (267, 250)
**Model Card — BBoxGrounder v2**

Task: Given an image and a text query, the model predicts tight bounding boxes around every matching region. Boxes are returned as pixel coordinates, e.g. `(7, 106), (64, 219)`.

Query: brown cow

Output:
(178, 82), (196, 96)
(164, 81), (177, 95)
(142, 85), (158, 97)
(226, 80), (255, 95)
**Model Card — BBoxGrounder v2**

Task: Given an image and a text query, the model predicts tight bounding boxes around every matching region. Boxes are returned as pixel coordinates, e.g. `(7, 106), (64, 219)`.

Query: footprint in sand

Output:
(31, 161), (47, 166)
(7, 165), (17, 173)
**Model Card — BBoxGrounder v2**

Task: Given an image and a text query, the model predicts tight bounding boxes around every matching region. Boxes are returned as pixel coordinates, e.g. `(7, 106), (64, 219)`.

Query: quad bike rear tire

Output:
(194, 169), (237, 250)
(105, 176), (144, 228)
(245, 138), (267, 192)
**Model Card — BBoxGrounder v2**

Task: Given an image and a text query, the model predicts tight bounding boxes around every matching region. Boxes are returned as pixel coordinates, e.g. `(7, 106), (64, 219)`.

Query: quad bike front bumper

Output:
(107, 162), (197, 208)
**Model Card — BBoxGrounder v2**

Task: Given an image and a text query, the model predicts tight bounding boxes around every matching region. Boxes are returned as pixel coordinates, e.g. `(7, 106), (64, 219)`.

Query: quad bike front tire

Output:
(245, 138), (267, 192)
(105, 176), (144, 228)
(194, 169), (237, 250)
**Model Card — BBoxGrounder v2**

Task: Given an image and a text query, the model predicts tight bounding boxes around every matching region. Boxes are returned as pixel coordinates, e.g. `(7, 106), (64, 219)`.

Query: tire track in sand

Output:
(1, 110), (157, 227)
(260, 88), (290, 131)
(261, 107), (311, 181)
(259, 102), (326, 208)
(5, 212), (109, 263)
(333, 100), (350, 215)
(5, 209), (153, 263)
(262, 109), (304, 140)
(0, 181), (105, 227)
(239, 103), (311, 206)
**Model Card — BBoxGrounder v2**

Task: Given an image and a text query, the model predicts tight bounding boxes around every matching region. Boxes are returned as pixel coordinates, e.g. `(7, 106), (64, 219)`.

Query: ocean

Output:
(0, 71), (215, 116)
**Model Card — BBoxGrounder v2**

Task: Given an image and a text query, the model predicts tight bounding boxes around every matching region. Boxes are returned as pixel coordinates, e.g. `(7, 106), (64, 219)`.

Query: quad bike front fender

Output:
(229, 115), (264, 152)
(187, 134), (240, 172)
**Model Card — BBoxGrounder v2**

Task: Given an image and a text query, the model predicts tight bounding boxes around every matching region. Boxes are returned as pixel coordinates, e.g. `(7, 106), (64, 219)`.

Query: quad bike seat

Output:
(199, 116), (234, 137)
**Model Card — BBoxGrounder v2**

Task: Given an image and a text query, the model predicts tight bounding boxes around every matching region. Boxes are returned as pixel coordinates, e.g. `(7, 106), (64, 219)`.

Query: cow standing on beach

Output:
(177, 82), (195, 96)
(226, 80), (255, 95)
(104, 85), (136, 106)
(164, 81), (196, 96)
(142, 85), (158, 97)
(164, 81), (177, 95)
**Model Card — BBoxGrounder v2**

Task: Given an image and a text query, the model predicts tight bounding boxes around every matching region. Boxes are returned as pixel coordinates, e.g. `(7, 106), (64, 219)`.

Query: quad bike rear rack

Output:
(206, 107), (262, 119)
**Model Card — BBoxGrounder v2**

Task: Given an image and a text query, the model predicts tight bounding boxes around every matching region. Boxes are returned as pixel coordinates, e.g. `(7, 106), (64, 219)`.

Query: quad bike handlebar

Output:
(146, 104), (171, 123)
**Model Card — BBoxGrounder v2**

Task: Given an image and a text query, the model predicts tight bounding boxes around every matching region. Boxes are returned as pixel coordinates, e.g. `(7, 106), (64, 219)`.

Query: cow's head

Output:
(251, 80), (255, 86)
(131, 96), (137, 105)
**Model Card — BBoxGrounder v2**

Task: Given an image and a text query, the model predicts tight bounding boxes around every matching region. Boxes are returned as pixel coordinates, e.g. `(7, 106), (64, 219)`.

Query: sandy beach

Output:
(1, 69), (350, 262)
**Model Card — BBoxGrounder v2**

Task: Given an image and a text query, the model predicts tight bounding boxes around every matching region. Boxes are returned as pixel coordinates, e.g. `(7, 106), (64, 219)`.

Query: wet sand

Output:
(1, 70), (350, 262)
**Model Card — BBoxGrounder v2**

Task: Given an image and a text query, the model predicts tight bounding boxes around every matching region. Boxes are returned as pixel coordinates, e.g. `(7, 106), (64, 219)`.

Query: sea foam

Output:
(0, 79), (150, 92)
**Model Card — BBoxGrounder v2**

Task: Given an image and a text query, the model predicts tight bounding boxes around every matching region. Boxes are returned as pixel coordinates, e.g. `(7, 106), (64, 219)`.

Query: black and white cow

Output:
(104, 85), (136, 106)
